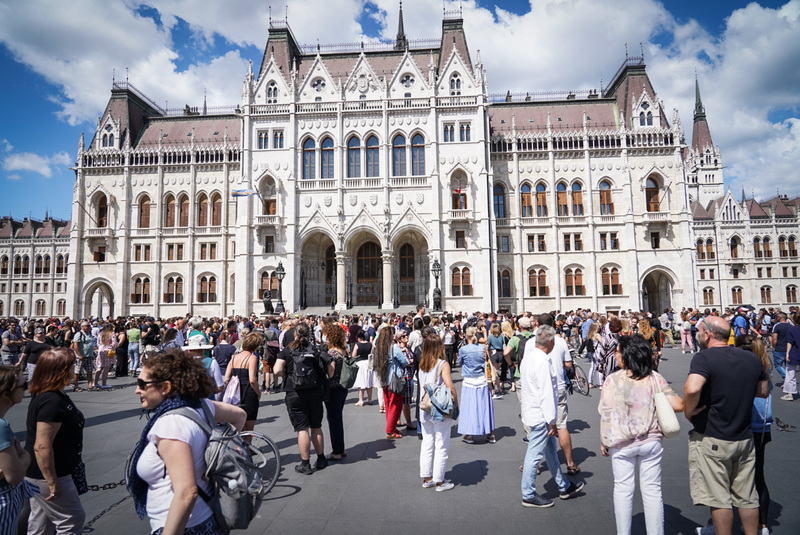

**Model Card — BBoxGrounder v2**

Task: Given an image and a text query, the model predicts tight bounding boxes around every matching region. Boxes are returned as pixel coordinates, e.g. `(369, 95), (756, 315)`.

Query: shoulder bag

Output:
(651, 374), (680, 438)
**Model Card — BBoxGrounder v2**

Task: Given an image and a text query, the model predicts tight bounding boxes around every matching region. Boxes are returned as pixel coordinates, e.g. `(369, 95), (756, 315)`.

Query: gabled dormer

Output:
(437, 46), (477, 98)
(632, 88), (660, 129)
(96, 115), (120, 150)
(343, 52), (384, 101)
(254, 55), (291, 106)
(386, 50), (430, 99)
(297, 54), (337, 103)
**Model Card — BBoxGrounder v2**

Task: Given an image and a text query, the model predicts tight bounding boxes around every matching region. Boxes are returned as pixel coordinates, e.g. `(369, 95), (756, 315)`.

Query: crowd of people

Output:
(0, 302), (797, 534)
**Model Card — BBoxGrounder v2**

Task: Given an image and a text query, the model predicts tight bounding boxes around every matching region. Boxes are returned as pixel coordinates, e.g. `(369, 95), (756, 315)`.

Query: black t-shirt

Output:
(277, 345), (331, 393)
(213, 344), (237, 370)
(23, 340), (52, 366)
(25, 391), (85, 479)
(688, 346), (768, 441)
(772, 322), (790, 352)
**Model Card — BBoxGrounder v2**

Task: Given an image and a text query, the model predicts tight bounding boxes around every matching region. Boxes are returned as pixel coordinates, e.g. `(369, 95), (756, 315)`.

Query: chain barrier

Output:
(82, 494), (131, 532)
(87, 478), (126, 492)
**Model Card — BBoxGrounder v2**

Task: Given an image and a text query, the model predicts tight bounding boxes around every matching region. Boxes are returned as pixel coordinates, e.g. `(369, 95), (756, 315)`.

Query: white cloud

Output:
(0, 139), (12, 152)
(6, 174), (20, 181)
(2, 151), (72, 178)
(0, 0), (798, 198)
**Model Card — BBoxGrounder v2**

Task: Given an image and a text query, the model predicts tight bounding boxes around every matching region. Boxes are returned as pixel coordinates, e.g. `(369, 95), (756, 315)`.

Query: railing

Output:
(598, 215), (618, 223)
(194, 226), (223, 234)
(297, 38), (441, 55)
(254, 215), (279, 226)
(437, 96), (478, 107)
(133, 228), (151, 236)
(643, 212), (669, 222)
(495, 218), (510, 227)
(558, 216), (587, 225)
(626, 131), (676, 148)
(162, 228), (189, 235)
(298, 179), (336, 190)
(251, 104), (290, 115)
(86, 228), (111, 237)
(112, 81), (166, 115)
(520, 217), (550, 226)
(390, 176), (428, 187)
(605, 56), (645, 97)
(448, 209), (472, 221)
(343, 178), (382, 188)
(388, 98), (428, 109)
(343, 100), (382, 111)
(489, 89), (598, 103)
(296, 102), (338, 113)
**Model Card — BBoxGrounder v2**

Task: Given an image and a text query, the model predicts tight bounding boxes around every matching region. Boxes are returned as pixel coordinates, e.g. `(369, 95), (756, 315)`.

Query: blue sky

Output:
(1, 0), (798, 221)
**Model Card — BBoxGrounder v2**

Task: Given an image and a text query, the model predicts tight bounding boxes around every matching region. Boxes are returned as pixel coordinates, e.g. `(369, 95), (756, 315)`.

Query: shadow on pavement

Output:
(448, 460), (487, 487)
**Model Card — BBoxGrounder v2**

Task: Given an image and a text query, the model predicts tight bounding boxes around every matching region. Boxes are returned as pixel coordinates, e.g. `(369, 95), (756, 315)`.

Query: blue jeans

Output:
(128, 344), (140, 373)
(773, 351), (786, 380)
(521, 422), (568, 499)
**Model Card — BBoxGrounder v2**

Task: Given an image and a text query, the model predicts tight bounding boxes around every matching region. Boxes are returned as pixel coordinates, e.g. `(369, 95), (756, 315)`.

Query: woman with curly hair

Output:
(127, 349), (246, 535)
(323, 322), (348, 460)
(637, 318), (662, 370)
(373, 325), (407, 439)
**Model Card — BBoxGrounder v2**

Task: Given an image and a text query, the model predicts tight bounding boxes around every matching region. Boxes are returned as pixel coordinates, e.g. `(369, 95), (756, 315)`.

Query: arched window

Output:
(178, 195), (190, 227)
(449, 73), (461, 96)
(197, 193), (209, 227)
(139, 195), (151, 228)
(13, 255), (21, 276)
(572, 183), (584, 215)
(21, 255), (29, 276)
(109, 134), (114, 147)
(787, 285), (798, 303)
(565, 268), (584, 296)
(321, 137), (334, 179)
(599, 180), (614, 215)
(753, 237), (762, 258)
(730, 237), (740, 259)
(347, 136), (361, 178)
(411, 134), (425, 176)
(259, 271), (279, 299)
(565, 269), (575, 296)
(521, 184), (533, 217)
(646, 111), (653, 126)
(392, 135), (406, 176)
(451, 267), (472, 296)
(198, 275), (217, 303)
(365, 136), (379, 177)
(399, 244), (414, 279)
(211, 194), (222, 226)
(131, 277), (151, 304)
(732, 287), (743, 305)
(266, 81), (278, 104)
(164, 276), (184, 303)
(35, 300), (46, 316)
(493, 185), (506, 218)
(164, 195), (176, 227)
(42, 255), (50, 275)
(14, 300), (24, 316)
(706, 239), (715, 259)
(762, 237), (772, 258)
(35, 255), (43, 275)
(56, 299), (66, 316)
(102, 133), (108, 147)
(451, 175), (467, 210)
(639, 112), (646, 126)
(601, 267), (622, 295)
(0, 255), (7, 275)
(536, 184), (547, 217)
(556, 183), (568, 216)
(696, 239), (706, 260)
(302, 138), (316, 180)
(497, 269), (511, 298)
(779, 236), (788, 257)
(703, 288), (714, 306)
(528, 269), (549, 297)
(789, 236), (798, 257)
(761, 286), (772, 303)
(96, 195), (108, 227)
(645, 178), (659, 212)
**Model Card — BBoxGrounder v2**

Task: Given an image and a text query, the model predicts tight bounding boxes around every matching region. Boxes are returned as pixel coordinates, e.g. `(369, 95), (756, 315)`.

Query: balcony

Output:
(133, 228), (151, 236)
(495, 218), (511, 227)
(254, 215), (279, 227)
(436, 96), (478, 107)
(598, 215), (618, 224)
(643, 212), (669, 222)
(343, 178), (382, 189)
(387, 98), (428, 109)
(448, 209), (473, 222)
(250, 104), (290, 115)
(343, 100), (382, 112)
(162, 228), (189, 236)
(558, 216), (587, 225)
(298, 179), (337, 191)
(296, 102), (338, 113)
(390, 176), (428, 187)
(521, 217), (550, 226)
(194, 226), (223, 235)
(86, 227), (111, 238)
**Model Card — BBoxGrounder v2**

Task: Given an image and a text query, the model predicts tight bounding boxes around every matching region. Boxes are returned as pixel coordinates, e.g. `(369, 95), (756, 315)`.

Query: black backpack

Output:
(53, 329), (66, 348)
(291, 348), (320, 390)
(512, 333), (534, 364)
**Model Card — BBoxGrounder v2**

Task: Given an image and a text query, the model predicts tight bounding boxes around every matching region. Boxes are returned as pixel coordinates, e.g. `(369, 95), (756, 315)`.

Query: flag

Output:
(231, 189), (259, 198)
(452, 181), (462, 195)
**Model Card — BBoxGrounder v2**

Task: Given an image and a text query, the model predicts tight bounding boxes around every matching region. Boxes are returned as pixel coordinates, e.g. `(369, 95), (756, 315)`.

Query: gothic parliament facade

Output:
(1, 8), (798, 319)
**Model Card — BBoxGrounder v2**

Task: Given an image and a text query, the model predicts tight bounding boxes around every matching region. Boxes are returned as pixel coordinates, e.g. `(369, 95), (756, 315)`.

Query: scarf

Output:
(126, 395), (202, 519)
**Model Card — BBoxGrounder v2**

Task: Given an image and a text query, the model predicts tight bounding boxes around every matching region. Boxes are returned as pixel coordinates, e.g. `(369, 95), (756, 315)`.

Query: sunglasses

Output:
(137, 378), (159, 389)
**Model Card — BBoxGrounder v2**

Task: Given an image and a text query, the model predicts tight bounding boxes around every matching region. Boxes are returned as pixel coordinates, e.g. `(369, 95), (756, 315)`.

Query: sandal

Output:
(379, 408), (385, 413)
(72, 387), (84, 392)
(566, 465), (581, 475)
(386, 433), (403, 439)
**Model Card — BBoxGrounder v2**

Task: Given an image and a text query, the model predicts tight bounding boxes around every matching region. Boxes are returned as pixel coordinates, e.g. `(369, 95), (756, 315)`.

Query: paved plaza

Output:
(6, 345), (799, 534)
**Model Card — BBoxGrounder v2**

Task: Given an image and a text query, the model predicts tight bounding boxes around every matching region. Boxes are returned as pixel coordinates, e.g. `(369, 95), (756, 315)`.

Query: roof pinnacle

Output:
(395, 1), (408, 51)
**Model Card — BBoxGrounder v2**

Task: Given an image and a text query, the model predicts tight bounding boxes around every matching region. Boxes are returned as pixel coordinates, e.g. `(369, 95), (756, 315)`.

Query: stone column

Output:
(336, 252), (346, 310)
(382, 251), (393, 310)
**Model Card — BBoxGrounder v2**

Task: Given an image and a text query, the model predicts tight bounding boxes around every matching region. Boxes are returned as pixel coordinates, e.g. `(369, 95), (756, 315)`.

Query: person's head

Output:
(419, 333), (445, 372)
(413, 317), (424, 331)
(638, 318), (652, 338)
(289, 322), (311, 350)
(323, 322), (347, 350)
(464, 326), (478, 344)
(161, 328), (178, 346)
(29, 348), (76, 395)
(33, 327), (45, 340)
(0, 365), (26, 408)
(620, 318), (631, 335)
(696, 315), (731, 349)
(81, 322), (91, 333)
(534, 325), (556, 353)
(183, 333), (214, 355)
(417, 304), (425, 315)
(778, 312), (787, 323)
(537, 313), (554, 327)
(490, 323), (501, 337)
(136, 349), (213, 409)
(615, 335), (654, 379)
(501, 320), (514, 338)
(518, 316), (532, 331)
(356, 330), (367, 342)
(587, 321), (600, 340)
(218, 329), (230, 343)
(735, 334), (769, 374)
(608, 317), (622, 334)
(241, 332), (265, 353)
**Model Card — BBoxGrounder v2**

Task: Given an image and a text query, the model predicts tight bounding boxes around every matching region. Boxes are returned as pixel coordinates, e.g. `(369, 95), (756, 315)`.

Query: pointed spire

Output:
(693, 76), (706, 120)
(395, 1), (408, 51)
(741, 186), (746, 203)
(202, 89), (207, 116)
(692, 76), (714, 151)
(78, 132), (85, 153)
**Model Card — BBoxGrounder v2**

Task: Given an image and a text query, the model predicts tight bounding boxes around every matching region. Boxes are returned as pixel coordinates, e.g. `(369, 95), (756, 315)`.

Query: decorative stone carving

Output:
(416, 194), (424, 204)
(324, 195), (332, 207)
(349, 195), (357, 206)
(369, 194), (378, 206)
(395, 193), (403, 205)
(304, 196), (312, 207)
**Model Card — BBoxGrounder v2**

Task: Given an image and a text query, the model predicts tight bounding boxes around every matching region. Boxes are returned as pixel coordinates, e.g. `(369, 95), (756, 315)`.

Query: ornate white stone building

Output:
(1, 7), (797, 319)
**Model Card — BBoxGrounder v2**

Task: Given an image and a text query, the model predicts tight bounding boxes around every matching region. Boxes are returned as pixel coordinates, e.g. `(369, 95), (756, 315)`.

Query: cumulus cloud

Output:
(0, 0), (798, 198)
(6, 174), (20, 181)
(2, 151), (72, 178)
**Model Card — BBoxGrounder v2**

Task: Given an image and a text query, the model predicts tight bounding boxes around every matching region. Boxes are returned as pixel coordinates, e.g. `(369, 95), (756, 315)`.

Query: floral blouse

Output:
(598, 370), (677, 450)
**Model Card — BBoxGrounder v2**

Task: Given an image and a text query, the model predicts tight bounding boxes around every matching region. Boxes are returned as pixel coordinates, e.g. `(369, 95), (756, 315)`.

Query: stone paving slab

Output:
(6, 346), (799, 534)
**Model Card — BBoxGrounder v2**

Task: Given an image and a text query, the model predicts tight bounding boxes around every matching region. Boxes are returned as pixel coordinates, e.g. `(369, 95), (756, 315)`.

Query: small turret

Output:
(395, 2), (408, 51)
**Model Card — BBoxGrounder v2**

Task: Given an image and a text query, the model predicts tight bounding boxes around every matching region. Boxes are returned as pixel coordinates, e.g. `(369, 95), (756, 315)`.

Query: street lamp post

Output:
(275, 261), (286, 314)
(431, 259), (442, 312)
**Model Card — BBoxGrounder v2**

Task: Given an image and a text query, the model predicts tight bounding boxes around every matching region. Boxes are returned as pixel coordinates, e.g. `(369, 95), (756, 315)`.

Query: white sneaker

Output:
(421, 480), (436, 488)
(435, 480), (454, 492)
(781, 393), (794, 401)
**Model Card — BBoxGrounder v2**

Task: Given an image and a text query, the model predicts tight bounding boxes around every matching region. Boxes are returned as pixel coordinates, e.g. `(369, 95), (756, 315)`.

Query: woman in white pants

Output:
(598, 335), (683, 535)
(417, 333), (457, 492)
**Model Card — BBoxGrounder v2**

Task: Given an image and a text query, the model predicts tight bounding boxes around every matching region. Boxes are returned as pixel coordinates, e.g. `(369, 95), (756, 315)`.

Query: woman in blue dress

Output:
(457, 326), (496, 444)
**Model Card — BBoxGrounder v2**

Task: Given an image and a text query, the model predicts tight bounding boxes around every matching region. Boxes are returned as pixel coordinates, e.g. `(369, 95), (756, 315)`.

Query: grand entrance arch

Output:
(83, 280), (114, 318)
(641, 269), (673, 314)
(392, 231), (430, 307)
(299, 233), (336, 308)
(355, 241), (382, 306)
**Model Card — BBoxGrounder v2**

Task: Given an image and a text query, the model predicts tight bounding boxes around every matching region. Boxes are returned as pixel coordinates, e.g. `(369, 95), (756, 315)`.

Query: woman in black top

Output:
(25, 348), (86, 533)
(351, 331), (373, 406)
(323, 322), (348, 461)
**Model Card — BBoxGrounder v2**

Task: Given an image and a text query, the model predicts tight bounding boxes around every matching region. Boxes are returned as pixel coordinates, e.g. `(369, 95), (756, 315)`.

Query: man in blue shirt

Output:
(580, 312), (594, 340)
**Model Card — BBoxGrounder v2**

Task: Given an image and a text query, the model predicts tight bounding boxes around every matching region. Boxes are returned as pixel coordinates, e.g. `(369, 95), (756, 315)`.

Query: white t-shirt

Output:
(548, 336), (572, 391)
(519, 345), (558, 427)
(137, 400), (216, 532)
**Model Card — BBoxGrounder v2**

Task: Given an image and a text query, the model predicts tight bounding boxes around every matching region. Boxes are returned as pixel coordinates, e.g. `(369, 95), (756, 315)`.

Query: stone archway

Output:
(641, 269), (673, 314)
(299, 233), (336, 309)
(393, 230), (429, 307)
(83, 281), (114, 318)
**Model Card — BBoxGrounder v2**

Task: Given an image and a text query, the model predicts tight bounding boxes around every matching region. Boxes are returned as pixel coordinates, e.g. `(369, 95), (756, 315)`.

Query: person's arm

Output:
(33, 421), (61, 500)
(157, 439), (198, 535)
(248, 354), (261, 398)
(223, 352), (233, 384)
(683, 373), (707, 421)
(0, 437), (31, 485)
(771, 329), (778, 348)
(440, 361), (458, 405)
(209, 401), (246, 431)
(273, 352), (285, 377)
(756, 379), (769, 398)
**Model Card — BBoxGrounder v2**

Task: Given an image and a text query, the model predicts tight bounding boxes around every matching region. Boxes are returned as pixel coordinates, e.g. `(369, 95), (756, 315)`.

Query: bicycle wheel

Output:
(572, 364), (590, 396)
(242, 431), (281, 494)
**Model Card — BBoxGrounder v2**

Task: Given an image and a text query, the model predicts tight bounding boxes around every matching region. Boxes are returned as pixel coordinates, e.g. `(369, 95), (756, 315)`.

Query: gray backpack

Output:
(173, 403), (268, 530)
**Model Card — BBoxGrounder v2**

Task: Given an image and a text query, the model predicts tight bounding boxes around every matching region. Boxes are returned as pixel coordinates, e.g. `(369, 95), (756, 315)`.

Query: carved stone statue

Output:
(432, 287), (442, 311)
(262, 290), (274, 315)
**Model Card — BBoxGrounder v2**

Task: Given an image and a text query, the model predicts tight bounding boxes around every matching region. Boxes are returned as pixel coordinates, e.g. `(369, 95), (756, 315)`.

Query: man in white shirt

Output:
(520, 325), (584, 508)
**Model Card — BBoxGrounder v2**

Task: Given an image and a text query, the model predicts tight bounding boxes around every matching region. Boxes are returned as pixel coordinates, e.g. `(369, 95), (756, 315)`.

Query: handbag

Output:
(339, 356), (359, 390)
(419, 361), (443, 413)
(651, 374), (680, 438)
(387, 344), (406, 395)
(223, 375), (241, 405)
(71, 459), (89, 495)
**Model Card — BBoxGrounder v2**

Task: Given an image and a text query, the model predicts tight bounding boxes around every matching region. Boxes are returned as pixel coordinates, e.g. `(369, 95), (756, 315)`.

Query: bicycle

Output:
(565, 364), (590, 396)
(243, 431), (282, 494)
